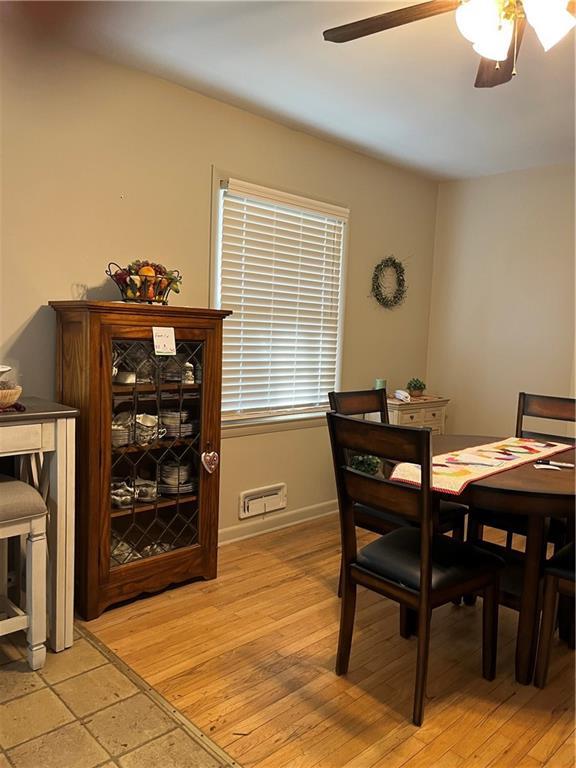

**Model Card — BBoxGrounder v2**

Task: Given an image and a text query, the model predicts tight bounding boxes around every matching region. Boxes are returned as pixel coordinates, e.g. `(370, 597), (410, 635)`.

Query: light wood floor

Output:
(84, 516), (575, 768)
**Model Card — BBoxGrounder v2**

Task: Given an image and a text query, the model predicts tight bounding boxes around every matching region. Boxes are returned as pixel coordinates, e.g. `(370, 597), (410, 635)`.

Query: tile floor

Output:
(0, 628), (238, 768)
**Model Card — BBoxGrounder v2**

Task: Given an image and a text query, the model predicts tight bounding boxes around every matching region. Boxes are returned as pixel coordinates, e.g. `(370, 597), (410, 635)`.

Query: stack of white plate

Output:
(161, 410), (193, 437)
(159, 461), (197, 495)
(112, 413), (133, 447)
(162, 359), (182, 382)
(111, 424), (131, 447)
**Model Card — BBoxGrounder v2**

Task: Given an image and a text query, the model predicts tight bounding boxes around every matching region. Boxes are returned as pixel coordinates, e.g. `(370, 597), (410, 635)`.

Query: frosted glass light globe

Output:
(473, 17), (514, 60)
(456, 0), (501, 44)
(523, 0), (576, 51)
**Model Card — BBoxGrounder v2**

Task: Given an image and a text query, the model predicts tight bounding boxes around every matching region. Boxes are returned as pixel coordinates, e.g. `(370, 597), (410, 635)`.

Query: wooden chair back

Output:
(326, 413), (433, 594)
(328, 388), (390, 424)
(516, 393), (576, 444)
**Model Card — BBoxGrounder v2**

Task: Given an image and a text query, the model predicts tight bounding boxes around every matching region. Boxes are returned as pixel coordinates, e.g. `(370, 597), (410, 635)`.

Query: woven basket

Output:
(106, 262), (181, 305)
(0, 385), (22, 408)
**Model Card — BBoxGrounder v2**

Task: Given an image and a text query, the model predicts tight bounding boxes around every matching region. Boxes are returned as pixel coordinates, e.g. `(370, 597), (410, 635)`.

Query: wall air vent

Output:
(239, 483), (287, 519)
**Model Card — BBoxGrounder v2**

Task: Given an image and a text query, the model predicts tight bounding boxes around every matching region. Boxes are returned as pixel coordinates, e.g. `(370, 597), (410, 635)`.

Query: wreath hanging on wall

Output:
(371, 256), (407, 309)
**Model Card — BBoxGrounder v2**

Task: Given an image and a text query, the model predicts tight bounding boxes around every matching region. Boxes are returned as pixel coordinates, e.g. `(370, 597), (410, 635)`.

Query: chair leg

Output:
(482, 578), (499, 681)
(400, 605), (418, 638)
(558, 595), (575, 650)
(535, 575), (559, 688)
(452, 518), (465, 543)
(568, 602), (574, 651)
(464, 516), (481, 606)
(467, 515), (483, 546)
(337, 556), (343, 598)
(0, 539), (7, 599)
(335, 572), (357, 676)
(505, 531), (514, 550)
(412, 605), (432, 727)
(449, 520), (466, 606)
(26, 516), (47, 671)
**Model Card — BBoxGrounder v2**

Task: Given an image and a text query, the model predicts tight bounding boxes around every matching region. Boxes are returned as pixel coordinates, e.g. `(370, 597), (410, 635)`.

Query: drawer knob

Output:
(432, 412), (436, 418)
(410, 415), (414, 421)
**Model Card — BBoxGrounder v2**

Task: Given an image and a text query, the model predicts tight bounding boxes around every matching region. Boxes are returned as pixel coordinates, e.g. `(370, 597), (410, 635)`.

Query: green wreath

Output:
(371, 256), (406, 309)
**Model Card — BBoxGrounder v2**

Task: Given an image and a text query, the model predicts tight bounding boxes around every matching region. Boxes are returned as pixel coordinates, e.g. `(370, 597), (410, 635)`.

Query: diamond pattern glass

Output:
(109, 339), (203, 568)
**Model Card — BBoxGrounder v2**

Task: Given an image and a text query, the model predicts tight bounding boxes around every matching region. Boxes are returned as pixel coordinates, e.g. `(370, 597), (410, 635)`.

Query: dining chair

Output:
(534, 543), (575, 688)
(329, 389), (467, 600)
(467, 393), (575, 554)
(465, 393), (575, 622)
(328, 388), (390, 424)
(327, 413), (503, 726)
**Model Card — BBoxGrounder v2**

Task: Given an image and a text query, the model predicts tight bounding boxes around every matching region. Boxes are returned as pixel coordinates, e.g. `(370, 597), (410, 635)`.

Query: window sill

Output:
(221, 411), (328, 439)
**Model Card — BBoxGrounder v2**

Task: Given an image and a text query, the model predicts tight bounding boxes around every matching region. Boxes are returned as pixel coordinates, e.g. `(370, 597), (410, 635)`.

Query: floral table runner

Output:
(390, 437), (572, 495)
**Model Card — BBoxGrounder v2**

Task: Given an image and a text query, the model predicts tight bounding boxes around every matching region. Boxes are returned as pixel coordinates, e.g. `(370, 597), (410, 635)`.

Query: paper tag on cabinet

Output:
(153, 326), (177, 356)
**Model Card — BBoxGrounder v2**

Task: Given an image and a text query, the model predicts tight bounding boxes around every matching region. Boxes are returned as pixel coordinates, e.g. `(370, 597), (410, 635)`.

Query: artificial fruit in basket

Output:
(107, 260), (182, 302)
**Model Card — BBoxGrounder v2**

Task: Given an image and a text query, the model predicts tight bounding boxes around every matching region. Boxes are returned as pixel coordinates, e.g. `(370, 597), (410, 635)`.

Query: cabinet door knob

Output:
(201, 450), (219, 474)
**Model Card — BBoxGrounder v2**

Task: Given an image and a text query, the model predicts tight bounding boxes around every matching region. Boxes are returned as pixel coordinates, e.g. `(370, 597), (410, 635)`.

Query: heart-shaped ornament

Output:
(201, 451), (219, 474)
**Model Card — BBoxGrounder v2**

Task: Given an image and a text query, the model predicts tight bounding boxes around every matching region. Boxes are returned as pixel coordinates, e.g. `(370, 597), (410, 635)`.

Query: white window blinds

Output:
(216, 178), (348, 419)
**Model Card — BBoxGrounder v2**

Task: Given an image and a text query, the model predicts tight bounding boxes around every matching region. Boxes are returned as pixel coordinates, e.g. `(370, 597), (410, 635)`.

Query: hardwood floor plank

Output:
(84, 515), (575, 768)
(543, 732), (576, 767)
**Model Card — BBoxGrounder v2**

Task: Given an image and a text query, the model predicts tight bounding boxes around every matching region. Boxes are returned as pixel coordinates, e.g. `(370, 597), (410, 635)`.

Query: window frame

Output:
(210, 170), (348, 429)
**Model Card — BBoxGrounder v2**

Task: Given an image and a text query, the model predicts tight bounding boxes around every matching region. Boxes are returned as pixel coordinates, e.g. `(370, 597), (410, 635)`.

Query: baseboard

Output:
(218, 500), (338, 545)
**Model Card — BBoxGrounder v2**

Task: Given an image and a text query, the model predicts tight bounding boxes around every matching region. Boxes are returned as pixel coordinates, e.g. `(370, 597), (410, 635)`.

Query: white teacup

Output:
(136, 425), (167, 444)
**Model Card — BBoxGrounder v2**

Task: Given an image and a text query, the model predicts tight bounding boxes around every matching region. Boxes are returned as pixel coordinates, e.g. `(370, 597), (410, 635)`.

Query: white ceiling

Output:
(54, 1), (575, 178)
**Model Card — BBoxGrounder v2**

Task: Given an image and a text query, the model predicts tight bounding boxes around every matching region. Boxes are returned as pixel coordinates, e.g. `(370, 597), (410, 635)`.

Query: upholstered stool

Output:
(0, 474), (47, 670)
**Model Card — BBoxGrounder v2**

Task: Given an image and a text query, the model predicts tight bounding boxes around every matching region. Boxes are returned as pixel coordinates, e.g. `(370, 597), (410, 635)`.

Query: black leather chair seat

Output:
(354, 500), (467, 535)
(356, 528), (504, 592)
(546, 543), (575, 581)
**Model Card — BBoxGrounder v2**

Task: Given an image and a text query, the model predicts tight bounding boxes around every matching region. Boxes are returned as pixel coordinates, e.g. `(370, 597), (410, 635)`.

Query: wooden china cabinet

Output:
(50, 301), (230, 620)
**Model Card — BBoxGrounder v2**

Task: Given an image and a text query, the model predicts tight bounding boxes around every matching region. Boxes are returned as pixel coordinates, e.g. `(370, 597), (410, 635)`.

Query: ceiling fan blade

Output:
(323, 0), (459, 43)
(474, 15), (526, 88)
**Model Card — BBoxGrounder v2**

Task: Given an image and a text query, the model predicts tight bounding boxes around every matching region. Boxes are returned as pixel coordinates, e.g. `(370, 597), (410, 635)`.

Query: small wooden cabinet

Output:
(50, 301), (230, 619)
(387, 394), (450, 434)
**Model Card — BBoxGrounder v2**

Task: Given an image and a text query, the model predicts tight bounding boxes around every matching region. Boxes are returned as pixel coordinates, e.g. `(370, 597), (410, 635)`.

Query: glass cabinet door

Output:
(108, 338), (204, 568)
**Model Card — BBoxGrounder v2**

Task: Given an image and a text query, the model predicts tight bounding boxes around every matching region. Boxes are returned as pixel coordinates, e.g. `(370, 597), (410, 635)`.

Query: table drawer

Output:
(398, 411), (424, 427)
(424, 407), (443, 423)
(0, 424), (43, 454)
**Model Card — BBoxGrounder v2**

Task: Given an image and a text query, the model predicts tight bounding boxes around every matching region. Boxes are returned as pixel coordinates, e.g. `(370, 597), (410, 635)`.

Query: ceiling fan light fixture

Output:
(473, 16), (514, 59)
(522, 0), (576, 51)
(456, 0), (501, 43)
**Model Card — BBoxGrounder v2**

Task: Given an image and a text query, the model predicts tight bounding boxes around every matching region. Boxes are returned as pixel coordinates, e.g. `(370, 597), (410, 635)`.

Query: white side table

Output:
(387, 394), (450, 434)
(0, 397), (78, 651)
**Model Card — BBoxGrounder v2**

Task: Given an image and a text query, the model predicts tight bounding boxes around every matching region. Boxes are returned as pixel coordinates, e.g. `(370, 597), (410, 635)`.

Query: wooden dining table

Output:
(433, 434), (575, 685)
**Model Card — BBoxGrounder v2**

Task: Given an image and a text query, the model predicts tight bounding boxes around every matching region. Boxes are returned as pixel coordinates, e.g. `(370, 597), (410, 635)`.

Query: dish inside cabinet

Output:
(109, 338), (203, 568)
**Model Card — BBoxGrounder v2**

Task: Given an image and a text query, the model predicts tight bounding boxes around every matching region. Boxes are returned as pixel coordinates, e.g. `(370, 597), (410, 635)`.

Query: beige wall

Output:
(0, 22), (438, 538)
(427, 165), (575, 436)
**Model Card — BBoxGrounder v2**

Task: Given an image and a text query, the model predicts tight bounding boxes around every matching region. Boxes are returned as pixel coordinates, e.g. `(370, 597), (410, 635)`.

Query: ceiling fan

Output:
(323, 0), (576, 88)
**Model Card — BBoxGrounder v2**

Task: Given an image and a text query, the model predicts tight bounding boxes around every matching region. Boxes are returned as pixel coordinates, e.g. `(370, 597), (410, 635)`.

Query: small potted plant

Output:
(406, 378), (426, 398)
(349, 454), (381, 476)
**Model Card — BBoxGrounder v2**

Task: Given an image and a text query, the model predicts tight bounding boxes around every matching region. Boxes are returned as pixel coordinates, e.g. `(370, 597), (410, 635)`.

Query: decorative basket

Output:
(0, 385), (22, 408)
(106, 262), (182, 305)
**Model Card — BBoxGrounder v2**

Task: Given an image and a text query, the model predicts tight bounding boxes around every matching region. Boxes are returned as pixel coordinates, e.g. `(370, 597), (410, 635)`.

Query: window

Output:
(214, 178), (348, 421)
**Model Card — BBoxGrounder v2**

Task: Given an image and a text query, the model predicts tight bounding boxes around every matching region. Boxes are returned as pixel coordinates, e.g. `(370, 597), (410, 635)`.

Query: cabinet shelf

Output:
(112, 437), (199, 455)
(112, 382), (199, 394)
(110, 493), (198, 518)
